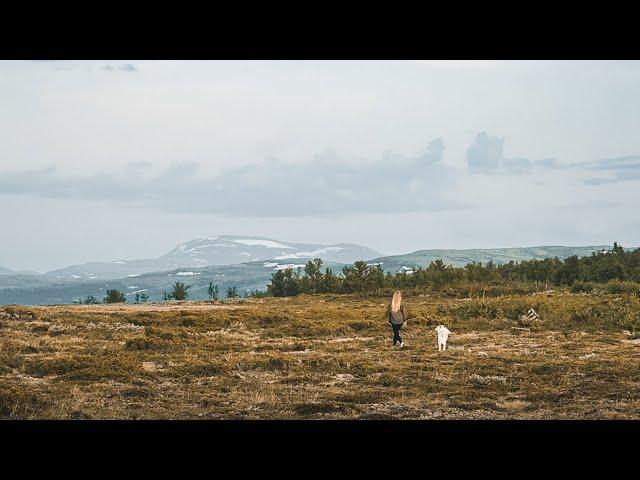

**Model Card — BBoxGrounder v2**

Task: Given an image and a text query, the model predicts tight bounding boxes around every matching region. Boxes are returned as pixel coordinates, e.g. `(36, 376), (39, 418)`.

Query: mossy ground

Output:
(2, 293), (640, 419)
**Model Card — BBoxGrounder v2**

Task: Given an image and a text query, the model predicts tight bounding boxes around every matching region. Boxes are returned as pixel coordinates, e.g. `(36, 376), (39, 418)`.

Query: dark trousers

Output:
(391, 323), (403, 345)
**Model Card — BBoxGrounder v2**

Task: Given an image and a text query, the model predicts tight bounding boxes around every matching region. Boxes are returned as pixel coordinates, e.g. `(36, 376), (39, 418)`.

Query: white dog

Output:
(435, 325), (452, 351)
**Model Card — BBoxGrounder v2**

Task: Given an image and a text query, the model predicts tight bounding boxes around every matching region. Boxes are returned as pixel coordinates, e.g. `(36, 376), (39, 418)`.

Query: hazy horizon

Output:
(2, 60), (640, 272)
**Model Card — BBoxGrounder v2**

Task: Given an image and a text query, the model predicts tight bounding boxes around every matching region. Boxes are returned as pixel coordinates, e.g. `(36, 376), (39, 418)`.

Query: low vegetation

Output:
(1, 291), (640, 419)
(264, 243), (640, 299)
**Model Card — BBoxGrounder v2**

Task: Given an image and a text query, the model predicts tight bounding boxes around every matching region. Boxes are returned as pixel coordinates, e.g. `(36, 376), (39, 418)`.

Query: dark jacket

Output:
(387, 303), (406, 325)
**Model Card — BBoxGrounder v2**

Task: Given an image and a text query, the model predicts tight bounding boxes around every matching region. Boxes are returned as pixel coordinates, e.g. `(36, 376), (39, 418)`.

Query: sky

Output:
(1, 60), (640, 272)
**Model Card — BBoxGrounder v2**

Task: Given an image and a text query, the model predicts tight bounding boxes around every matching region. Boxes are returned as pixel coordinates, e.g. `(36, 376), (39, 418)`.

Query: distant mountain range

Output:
(41, 235), (382, 281)
(0, 266), (39, 276)
(0, 239), (633, 305)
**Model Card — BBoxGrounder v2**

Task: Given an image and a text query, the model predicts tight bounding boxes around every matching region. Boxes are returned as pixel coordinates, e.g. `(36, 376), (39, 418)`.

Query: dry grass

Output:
(2, 293), (640, 419)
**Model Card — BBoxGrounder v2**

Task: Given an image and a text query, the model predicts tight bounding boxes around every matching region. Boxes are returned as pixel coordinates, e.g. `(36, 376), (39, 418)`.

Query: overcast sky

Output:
(1, 60), (640, 272)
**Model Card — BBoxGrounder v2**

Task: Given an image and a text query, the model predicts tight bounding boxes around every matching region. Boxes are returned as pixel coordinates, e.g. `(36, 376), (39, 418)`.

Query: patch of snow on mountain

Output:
(274, 246), (344, 260)
(186, 244), (228, 252)
(263, 262), (278, 268)
(273, 263), (306, 271)
(71, 274), (81, 279)
(233, 239), (293, 249)
(113, 261), (126, 264)
(126, 288), (148, 296)
(128, 274), (141, 277)
(175, 271), (201, 276)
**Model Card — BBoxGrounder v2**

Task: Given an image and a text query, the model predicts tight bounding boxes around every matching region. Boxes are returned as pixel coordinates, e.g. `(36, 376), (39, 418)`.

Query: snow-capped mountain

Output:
(159, 236), (381, 267)
(42, 235), (382, 280)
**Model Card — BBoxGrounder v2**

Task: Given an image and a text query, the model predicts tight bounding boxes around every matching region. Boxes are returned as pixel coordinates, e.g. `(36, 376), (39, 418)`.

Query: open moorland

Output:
(2, 292), (640, 419)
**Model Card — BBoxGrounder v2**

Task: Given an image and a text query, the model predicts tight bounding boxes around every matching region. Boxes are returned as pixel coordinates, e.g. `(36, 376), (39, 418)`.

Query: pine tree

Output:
(208, 282), (219, 300)
(303, 258), (323, 294)
(104, 289), (126, 304)
(169, 282), (190, 301)
(267, 268), (301, 297)
(322, 267), (342, 293)
(83, 295), (99, 305)
(226, 286), (239, 298)
(342, 260), (370, 294)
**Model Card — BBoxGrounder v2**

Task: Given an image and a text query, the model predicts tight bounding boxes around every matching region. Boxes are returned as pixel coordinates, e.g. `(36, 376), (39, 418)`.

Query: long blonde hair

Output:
(391, 291), (402, 314)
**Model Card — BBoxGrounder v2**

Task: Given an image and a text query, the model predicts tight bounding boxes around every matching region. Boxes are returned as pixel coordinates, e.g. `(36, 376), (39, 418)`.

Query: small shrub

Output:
(0, 387), (49, 418)
(348, 321), (370, 331)
(125, 337), (170, 351)
(292, 402), (347, 415)
(604, 280), (640, 295)
(571, 281), (596, 293)
(30, 323), (50, 333)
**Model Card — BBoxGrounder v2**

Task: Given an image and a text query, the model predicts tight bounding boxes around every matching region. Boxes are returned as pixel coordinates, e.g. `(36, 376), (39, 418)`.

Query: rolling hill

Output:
(367, 245), (613, 272)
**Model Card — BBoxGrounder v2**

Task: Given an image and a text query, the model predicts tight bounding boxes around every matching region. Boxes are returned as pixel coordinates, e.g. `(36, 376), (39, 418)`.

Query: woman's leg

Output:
(391, 324), (400, 345)
(396, 324), (403, 344)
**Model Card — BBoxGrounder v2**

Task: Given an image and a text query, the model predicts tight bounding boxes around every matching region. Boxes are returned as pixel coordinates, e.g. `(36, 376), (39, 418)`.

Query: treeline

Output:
(75, 281), (241, 304)
(74, 243), (640, 303)
(266, 243), (640, 297)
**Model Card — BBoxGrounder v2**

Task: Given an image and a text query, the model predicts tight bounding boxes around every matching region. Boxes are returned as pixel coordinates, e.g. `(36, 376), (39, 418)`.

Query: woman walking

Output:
(387, 290), (407, 348)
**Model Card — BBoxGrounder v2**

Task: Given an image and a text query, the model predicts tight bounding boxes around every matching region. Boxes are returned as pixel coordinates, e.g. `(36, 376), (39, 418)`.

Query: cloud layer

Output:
(2, 133), (638, 217)
(466, 132), (558, 175)
(0, 138), (461, 216)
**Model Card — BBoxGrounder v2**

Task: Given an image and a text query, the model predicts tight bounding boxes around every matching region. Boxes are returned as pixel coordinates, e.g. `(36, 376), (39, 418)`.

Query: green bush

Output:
(604, 280), (640, 295)
(571, 281), (596, 293)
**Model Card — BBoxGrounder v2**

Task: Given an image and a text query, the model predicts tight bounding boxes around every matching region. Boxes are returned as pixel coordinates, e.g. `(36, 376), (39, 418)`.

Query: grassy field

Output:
(2, 292), (640, 419)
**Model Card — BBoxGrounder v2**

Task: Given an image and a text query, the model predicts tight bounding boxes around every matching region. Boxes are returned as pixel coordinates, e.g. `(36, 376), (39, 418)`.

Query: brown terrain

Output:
(2, 293), (640, 419)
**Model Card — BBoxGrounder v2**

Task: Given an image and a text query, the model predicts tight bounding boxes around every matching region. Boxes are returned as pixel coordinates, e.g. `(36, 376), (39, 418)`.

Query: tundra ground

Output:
(2, 293), (640, 419)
